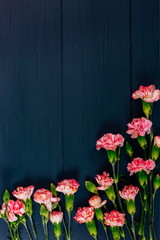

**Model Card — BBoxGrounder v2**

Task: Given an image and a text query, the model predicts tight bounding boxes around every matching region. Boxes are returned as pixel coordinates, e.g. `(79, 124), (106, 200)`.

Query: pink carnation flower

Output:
(126, 117), (152, 138)
(1, 200), (25, 222)
(56, 179), (80, 195)
(95, 171), (114, 190)
(34, 189), (60, 212)
(74, 207), (94, 224)
(132, 85), (160, 103)
(104, 210), (125, 227)
(12, 185), (34, 201)
(154, 136), (160, 147)
(127, 157), (155, 176)
(119, 185), (139, 201)
(89, 195), (107, 209)
(96, 133), (124, 151)
(50, 211), (63, 224)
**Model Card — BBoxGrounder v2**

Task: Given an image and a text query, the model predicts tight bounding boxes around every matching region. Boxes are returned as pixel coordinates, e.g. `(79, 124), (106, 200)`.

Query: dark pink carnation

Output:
(126, 117), (152, 138)
(1, 200), (25, 222)
(96, 133), (124, 151)
(127, 157), (155, 175)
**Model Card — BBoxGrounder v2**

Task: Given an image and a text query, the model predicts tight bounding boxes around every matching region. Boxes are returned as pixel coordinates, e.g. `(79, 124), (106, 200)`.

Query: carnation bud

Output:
(3, 190), (10, 204)
(151, 145), (160, 161)
(126, 142), (133, 158)
(50, 183), (58, 197)
(85, 181), (98, 195)
(110, 226), (121, 240)
(106, 150), (117, 164)
(153, 174), (160, 191)
(126, 200), (136, 216)
(95, 208), (104, 222)
(138, 171), (148, 188)
(142, 100), (151, 119)
(65, 194), (74, 214)
(137, 136), (147, 150)
(105, 185), (116, 202)
(85, 219), (97, 240)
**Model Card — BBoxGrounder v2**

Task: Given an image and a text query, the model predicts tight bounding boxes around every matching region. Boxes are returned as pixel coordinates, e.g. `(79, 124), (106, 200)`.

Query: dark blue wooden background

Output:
(0, 0), (159, 239)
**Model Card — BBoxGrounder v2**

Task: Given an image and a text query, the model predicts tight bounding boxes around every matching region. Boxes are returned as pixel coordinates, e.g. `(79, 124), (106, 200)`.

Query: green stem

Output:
(151, 193), (157, 240)
(5, 220), (14, 240)
(58, 203), (69, 238)
(29, 216), (37, 240)
(24, 223), (33, 240)
(131, 215), (136, 240)
(67, 212), (71, 240)
(102, 223), (109, 240)
(42, 218), (48, 240)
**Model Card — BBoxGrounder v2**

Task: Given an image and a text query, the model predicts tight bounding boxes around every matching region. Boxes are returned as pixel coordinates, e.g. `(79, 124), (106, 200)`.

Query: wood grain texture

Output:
(0, 0), (62, 239)
(0, 0), (159, 239)
(62, 0), (130, 238)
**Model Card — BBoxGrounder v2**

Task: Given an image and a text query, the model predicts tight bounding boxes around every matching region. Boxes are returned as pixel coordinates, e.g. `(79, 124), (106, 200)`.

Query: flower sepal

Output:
(142, 100), (151, 119)
(85, 219), (97, 240)
(110, 226), (121, 240)
(40, 204), (49, 222)
(106, 150), (117, 164)
(138, 170), (148, 188)
(52, 222), (61, 239)
(95, 208), (104, 222)
(65, 194), (74, 214)
(126, 200), (136, 215)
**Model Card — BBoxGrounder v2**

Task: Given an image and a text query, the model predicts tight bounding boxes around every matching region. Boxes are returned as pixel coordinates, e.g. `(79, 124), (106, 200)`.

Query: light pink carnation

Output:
(127, 158), (155, 175)
(74, 207), (94, 224)
(126, 117), (152, 138)
(12, 185), (34, 201)
(96, 133), (124, 151)
(56, 179), (80, 195)
(104, 210), (125, 227)
(89, 195), (107, 209)
(95, 171), (114, 190)
(34, 189), (60, 212)
(132, 85), (160, 102)
(119, 185), (139, 201)
(154, 136), (160, 147)
(50, 211), (63, 224)
(1, 200), (25, 222)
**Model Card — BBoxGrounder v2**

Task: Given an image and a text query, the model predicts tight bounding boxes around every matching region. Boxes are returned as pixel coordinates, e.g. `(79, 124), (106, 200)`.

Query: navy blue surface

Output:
(0, 0), (159, 239)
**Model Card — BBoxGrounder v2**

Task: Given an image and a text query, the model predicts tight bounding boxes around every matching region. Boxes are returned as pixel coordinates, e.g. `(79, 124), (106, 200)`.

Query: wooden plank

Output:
(131, 0), (160, 238)
(62, 0), (130, 238)
(0, 0), (62, 239)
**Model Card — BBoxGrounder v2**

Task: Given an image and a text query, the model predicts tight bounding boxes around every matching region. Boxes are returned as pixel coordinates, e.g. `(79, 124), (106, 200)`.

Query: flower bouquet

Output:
(0, 84), (160, 240)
